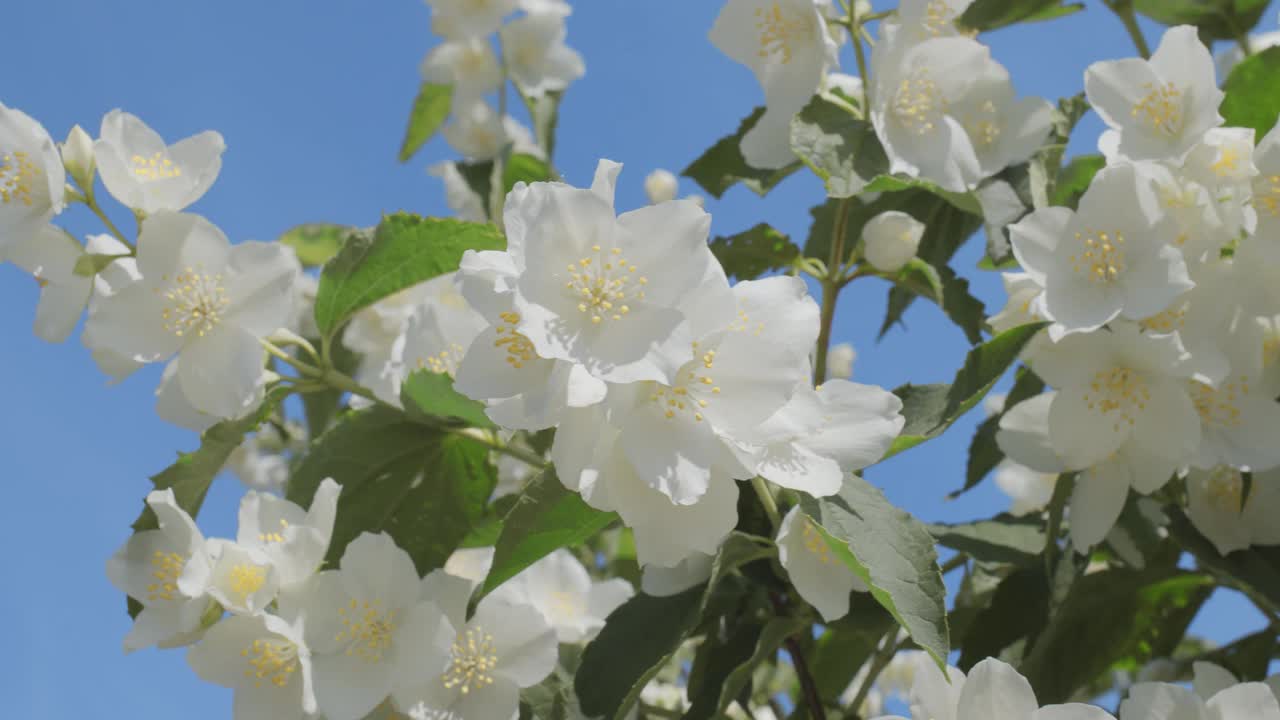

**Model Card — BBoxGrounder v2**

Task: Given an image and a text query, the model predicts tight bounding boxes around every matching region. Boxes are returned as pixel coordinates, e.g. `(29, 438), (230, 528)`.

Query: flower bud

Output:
(827, 342), (856, 380)
(862, 210), (925, 273)
(61, 124), (95, 190)
(644, 169), (678, 205)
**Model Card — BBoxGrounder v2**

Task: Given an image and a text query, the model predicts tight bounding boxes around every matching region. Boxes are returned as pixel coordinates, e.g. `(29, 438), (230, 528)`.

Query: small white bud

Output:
(827, 343), (856, 380)
(61, 124), (96, 189)
(983, 393), (1007, 418)
(644, 169), (679, 205)
(862, 210), (925, 273)
(824, 72), (865, 106)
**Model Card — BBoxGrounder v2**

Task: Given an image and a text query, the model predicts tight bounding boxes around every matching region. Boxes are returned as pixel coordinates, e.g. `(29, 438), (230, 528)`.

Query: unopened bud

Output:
(862, 210), (925, 273)
(644, 169), (678, 205)
(61, 124), (96, 190)
(827, 343), (856, 380)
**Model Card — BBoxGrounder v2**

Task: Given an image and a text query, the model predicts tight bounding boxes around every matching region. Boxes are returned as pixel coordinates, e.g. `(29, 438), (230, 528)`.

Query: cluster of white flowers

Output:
(989, 25), (1280, 553)
(109, 480), (632, 720)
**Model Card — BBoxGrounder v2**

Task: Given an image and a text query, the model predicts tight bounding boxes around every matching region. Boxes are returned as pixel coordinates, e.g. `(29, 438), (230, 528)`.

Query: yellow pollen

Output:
(1191, 378), (1246, 428)
(258, 518), (289, 544)
(923, 0), (957, 36)
(564, 245), (645, 325)
(754, 3), (813, 65)
(1140, 305), (1186, 334)
(1067, 228), (1127, 284)
(161, 266), (230, 338)
(241, 637), (299, 689)
(131, 151), (182, 181)
(0, 149), (39, 207)
(1131, 82), (1183, 136)
(146, 550), (186, 603)
(493, 311), (536, 369)
(1255, 175), (1280, 218)
(801, 520), (833, 564)
(228, 563), (267, 600)
(336, 599), (397, 664)
(1200, 467), (1246, 513)
(1212, 146), (1242, 177)
(893, 68), (945, 135)
(1083, 366), (1151, 432)
(965, 100), (1001, 147)
(442, 626), (499, 695)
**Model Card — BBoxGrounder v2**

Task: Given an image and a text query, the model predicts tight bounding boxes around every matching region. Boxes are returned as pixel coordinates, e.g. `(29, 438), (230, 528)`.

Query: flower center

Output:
(1256, 175), (1280, 218)
(564, 245), (646, 325)
(1131, 82), (1182, 137)
(416, 343), (469, 375)
(442, 626), (499, 695)
(0, 149), (39, 207)
(228, 563), (267, 600)
(258, 518), (290, 544)
(754, 3), (813, 65)
(893, 68), (945, 135)
(548, 591), (584, 622)
(1200, 467), (1244, 514)
(801, 520), (834, 565)
(1211, 146), (1243, 178)
(923, 0), (957, 36)
(964, 100), (1001, 148)
(1190, 377), (1247, 428)
(131, 151), (183, 181)
(1068, 228), (1126, 284)
(648, 345), (719, 422)
(1139, 305), (1186, 334)
(242, 637), (299, 689)
(161, 266), (231, 338)
(1083, 366), (1150, 430)
(146, 550), (187, 603)
(493, 311), (537, 368)
(727, 309), (766, 336)
(336, 599), (398, 664)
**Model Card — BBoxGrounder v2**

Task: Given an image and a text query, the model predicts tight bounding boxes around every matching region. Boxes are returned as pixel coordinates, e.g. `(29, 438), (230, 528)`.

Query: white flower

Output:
(106, 489), (215, 652)
(0, 102), (65, 249)
(1191, 662), (1280, 706)
(442, 101), (540, 162)
(501, 11), (585, 96)
(863, 210), (925, 272)
(1188, 368), (1280, 472)
(1217, 29), (1280, 78)
(1010, 164), (1193, 339)
(81, 234), (146, 382)
(442, 546), (495, 589)
(238, 477), (341, 590)
(994, 460), (1057, 515)
(640, 552), (714, 596)
(491, 548), (634, 642)
(94, 109), (224, 214)
(224, 432), (292, 491)
(777, 507), (867, 621)
(346, 283), (435, 407)
(426, 0), (519, 40)
(827, 342), (856, 379)
(1251, 123), (1280, 246)
(709, 0), (837, 169)
(420, 37), (502, 106)
(870, 32), (1049, 192)
(2, 225), (92, 342)
(300, 533), (455, 720)
(83, 211), (297, 419)
(1186, 466), (1280, 555)
(187, 613), (317, 720)
(884, 657), (1117, 720)
(393, 272), (488, 382)
(155, 358), (230, 432)
(393, 592), (557, 720)
(988, 272), (1049, 340)
(1121, 681), (1280, 720)
(644, 169), (679, 205)
(824, 72), (865, 106)
(429, 162), (487, 222)
(61, 124), (95, 189)
(1085, 26), (1223, 163)
(190, 540), (280, 617)
(888, 0), (974, 42)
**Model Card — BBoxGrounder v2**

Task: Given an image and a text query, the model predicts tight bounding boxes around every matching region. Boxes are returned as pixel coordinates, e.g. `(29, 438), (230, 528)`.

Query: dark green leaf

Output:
(279, 223), (353, 268)
(480, 470), (617, 596)
(314, 213), (504, 338)
(805, 596), (897, 705)
(1200, 629), (1279, 681)
(1221, 46), (1280, 138)
(1050, 155), (1105, 209)
(885, 323), (1047, 459)
(399, 82), (452, 163)
(504, 152), (554, 190)
(930, 514), (1047, 566)
(956, 566), (1050, 670)
(400, 369), (495, 429)
(683, 107), (801, 198)
(802, 477), (950, 669)
(685, 621), (767, 720)
(862, 174), (983, 216)
(1166, 507), (1280, 616)
(457, 161), (496, 219)
(958, 365), (1045, 498)
(287, 406), (496, 575)
(1135, 0), (1272, 43)
(958, 0), (1084, 31)
(710, 223), (801, 281)
(883, 257), (944, 305)
(790, 96), (888, 198)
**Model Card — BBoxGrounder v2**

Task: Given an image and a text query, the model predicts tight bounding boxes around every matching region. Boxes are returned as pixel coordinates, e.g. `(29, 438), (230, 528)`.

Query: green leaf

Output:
(520, 89), (563, 163)
(521, 667), (582, 720)
(504, 152), (554, 189)
(790, 96), (888, 198)
(801, 478), (950, 669)
(1221, 46), (1280, 139)
(286, 406), (496, 575)
(684, 621), (768, 720)
(480, 470), (617, 596)
(1135, 0), (1272, 42)
(930, 514), (1047, 566)
(710, 223), (801, 281)
(575, 533), (776, 719)
(880, 257), (945, 307)
(399, 82), (452, 163)
(1166, 508), (1280, 616)
(1050, 155), (1105, 210)
(684, 107), (801, 198)
(958, 0), (1084, 31)
(803, 596), (897, 706)
(862, 174), (983, 216)
(278, 223), (353, 268)
(958, 365), (1045, 498)
(313, 213), (504, 338)
(73, 251), (130, 277)
(300, 333), (359, 437)
(955, 565), (1050, 670)
(885, 323), (1047, 459)
(1200, 629), (1279, 681)
(400, 369), (495, 429)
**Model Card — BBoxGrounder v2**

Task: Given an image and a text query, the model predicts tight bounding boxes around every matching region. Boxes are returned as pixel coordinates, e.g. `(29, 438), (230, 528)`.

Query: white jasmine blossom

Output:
(1186, 467), (1280, 555)
(645, 169), (679, 205)
(0, 102), (65, 249)
(420, 37), (502, 106)
(863, 210), (925, 273)
(777, 506), (867, 621)
(501, 11), (585, 96)
(94, 109), (225, 214)
(491, 548), (634, 642)
(1, 224), (93, 342)
(187, 613), (317, 720)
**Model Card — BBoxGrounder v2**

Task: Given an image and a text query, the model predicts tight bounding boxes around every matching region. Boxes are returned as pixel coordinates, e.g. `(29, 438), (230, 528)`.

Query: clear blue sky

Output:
(0, 1), (1272, 717)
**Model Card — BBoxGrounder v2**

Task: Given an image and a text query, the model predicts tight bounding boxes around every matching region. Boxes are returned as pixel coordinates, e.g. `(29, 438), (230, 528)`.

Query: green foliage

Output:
(73, 251), (130, 277)
(1135, 0), (1272, 42)
(955, 565), (1050, 670)
(801, 477), (951, 669)
(504, 152), (554, 189)
(300, 333), (359, 437)
(400, 369), (495, 429)
(960, 365), (1045, 498)
(480, 470), (618, 596)
(313, 212), (504, 338)
(520, 667), (583, 720)
(286, 406), (496, 575)
(399, 82), (452, 162)
(278, 223), (353, 267)
(710, 223), (801, 281)
(684, 107), (801, 198)
(1050, 154), (1105, 209)
(685, 618), (807, 720)
(1221, 46), (1280, 139)
(958, 0), (1084, 31)
(1167, 508), (1280, 616)
(931, 514), (1047, 566)
(886, 323), (1046, 459)
(802, 596), (898, 708)
(790, 96), (887, 198)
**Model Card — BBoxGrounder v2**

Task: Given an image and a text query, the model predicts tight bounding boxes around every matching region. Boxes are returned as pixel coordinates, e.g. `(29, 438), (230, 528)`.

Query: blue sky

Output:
(0, 1), (1273, 717)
